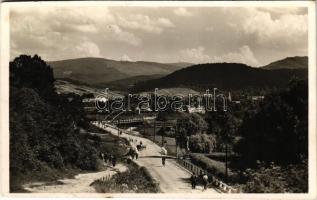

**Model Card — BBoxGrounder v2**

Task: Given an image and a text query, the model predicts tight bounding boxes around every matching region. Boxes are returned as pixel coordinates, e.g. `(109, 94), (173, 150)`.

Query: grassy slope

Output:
(262, 56), (308, 70)
(55, 79), (123, 97)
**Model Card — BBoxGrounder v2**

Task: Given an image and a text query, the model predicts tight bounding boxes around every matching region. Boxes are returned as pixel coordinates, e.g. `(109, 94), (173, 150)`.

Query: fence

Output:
(177, 158), (239, 193)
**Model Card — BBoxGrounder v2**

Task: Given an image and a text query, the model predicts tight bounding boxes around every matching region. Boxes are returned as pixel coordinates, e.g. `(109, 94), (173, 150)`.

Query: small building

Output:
(251, 96), (265, 101)
(185, 105), (206, 114)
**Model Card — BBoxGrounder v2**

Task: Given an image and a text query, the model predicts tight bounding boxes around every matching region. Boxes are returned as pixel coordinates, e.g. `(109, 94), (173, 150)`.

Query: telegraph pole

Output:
(225, 133), (228, 182)
(175, 124), (178, 157)
(162, 121), (165, 146)
(153, 120), (156, 140)
(117, 119), (120, 137)
(143, 117), (146, 135)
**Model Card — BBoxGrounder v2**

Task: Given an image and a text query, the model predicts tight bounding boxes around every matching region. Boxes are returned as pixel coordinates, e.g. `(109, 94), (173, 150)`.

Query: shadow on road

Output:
(177, 177), (191, 184)
(139, 155), (178, 159)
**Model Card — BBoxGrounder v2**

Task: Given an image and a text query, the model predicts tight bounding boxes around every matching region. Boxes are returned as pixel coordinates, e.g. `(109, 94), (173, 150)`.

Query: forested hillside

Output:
(10, 55), (102, 191)
(132, 63), (307, 92)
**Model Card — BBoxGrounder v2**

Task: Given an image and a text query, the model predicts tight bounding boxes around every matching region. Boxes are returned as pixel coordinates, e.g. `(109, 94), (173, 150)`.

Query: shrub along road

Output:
(94, 122), (219, 193)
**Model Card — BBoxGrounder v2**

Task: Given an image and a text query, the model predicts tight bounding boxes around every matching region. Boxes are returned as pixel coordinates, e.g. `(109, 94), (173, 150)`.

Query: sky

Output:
(10, 5), (308, 67)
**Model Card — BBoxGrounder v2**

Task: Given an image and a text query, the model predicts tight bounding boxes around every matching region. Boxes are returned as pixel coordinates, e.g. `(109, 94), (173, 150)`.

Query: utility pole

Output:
(175, 124), (178, 157)
(143, 117), (146, 135)
(162, 121), (165, 146)
(153, 120), (156, 140)
(225, 134), (228, 182)
(117, 119), (120, 137)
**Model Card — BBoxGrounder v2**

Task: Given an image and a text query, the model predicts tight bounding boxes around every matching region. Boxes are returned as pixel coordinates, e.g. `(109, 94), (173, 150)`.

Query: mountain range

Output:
(50, 56), (308, 92)
(49, 57), (191, 85)
(132, 56), (308, 92)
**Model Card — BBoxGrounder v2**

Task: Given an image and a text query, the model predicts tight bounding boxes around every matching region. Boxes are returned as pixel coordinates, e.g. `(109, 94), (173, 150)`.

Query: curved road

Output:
(93, 121), (219, 193)
(23, 164), (128, 193)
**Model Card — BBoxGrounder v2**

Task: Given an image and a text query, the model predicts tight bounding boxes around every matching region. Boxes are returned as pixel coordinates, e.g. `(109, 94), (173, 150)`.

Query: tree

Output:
(176, 113), (208, 150)
(10, 55), (55, 100)
(205, 110), (239, 152)
(189, 134), (217, 153)
(234, 79), (308, 166)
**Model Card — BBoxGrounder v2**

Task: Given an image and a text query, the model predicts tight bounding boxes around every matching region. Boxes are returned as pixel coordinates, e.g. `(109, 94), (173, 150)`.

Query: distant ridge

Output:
(49, 57), (191, 85)
(132, 62), (307, 92)
(262, 56), (308, 70)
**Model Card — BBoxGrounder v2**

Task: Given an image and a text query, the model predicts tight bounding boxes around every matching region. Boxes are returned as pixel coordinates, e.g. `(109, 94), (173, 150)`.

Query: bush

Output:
(190, 153), (235, 181)
(91, 162), (160, 193)
(189, 134), (216, 153)
(241, 160), (308, 193)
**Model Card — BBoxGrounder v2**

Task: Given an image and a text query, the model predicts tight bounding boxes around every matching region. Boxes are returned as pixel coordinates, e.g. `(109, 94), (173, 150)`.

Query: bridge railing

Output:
(177, 158), (239, 193)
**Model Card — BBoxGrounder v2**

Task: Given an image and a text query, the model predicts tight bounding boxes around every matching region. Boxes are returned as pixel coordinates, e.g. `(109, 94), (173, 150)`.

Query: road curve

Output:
(93, 122), (219, 193)
(23, 164), (128, 193)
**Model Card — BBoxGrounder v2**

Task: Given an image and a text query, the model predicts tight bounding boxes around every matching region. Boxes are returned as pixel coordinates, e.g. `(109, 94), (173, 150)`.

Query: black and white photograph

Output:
(0, 1), (316, 198)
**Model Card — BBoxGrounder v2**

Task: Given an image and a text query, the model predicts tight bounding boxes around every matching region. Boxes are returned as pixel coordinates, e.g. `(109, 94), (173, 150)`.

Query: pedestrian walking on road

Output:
(127, 155), (132, 164)
(112, 155), (117, 167)
(162, 156), (166, 166)
(109, 154), (113, 163)
(202, 173), (209, 190)
(190, 173), (198, 189)
(135, 151), (139, 160)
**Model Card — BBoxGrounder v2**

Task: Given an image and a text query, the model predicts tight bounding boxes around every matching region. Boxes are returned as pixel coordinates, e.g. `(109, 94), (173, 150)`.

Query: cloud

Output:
(9, 6), (146, 60)
(75, 41), (101, 57)
(173, 8), (193, 17)
(108, 25), (141, 46)
(9, 6), (307, 65)
(116, 14), (174, 34)
(256, 7), (307, 16)
(242, 8), (308, 49)
(216, 45), (259, 66)
(120, 54), (133, 61)
(179, 46), (211, 63)
(180, 45), (259, 66)
(157, 17), (175, 27)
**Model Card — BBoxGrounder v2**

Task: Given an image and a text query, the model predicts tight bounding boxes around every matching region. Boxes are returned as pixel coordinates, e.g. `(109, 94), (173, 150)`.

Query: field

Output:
(54, 79), (123, 97)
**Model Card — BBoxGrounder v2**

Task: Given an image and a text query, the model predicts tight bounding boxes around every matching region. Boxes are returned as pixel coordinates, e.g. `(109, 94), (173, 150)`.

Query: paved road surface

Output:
(93, 122), (219, 193)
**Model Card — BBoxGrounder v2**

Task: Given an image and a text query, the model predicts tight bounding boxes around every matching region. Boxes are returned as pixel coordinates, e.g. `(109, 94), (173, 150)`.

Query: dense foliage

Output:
(9, 55), (101, 191)
(241, 160), (308, 193)
(189, 134), (217, 153)
(234, 79), (308, 166)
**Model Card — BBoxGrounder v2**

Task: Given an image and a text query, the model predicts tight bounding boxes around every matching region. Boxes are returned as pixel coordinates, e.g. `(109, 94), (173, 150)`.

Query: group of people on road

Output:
(190, 172), (210, 190)
(100, 153), (117, 167)
(126, 140), (142, 164)
(126, 148), (139, 164)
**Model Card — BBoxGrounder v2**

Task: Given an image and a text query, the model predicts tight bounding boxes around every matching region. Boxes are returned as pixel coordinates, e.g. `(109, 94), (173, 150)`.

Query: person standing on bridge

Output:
(190, 173), (198, 189)
(202, 172), (209, 190)
(162, 156), (166, 166)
